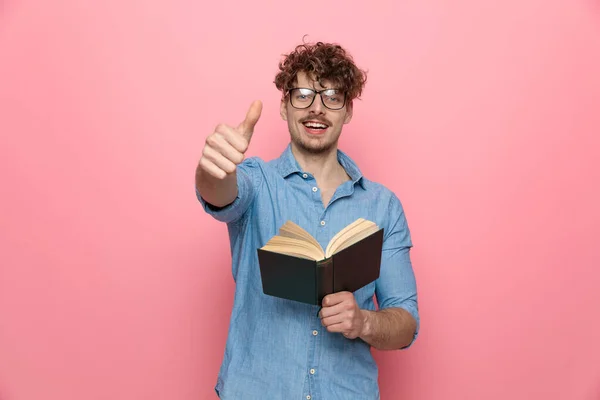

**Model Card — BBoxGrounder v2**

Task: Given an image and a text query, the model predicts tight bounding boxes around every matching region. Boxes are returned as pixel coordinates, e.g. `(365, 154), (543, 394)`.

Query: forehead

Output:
(295, 71), (334, 90)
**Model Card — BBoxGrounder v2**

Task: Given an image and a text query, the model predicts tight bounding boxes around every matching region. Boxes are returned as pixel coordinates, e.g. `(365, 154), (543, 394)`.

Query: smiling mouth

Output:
(302, 121), (329, 131)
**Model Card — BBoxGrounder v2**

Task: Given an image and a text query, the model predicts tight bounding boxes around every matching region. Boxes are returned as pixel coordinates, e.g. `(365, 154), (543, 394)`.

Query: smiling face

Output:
(280, 71), (353, 155)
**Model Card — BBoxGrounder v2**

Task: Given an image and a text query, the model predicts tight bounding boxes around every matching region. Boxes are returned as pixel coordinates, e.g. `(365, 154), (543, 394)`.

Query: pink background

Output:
(1, 0), (599, 399)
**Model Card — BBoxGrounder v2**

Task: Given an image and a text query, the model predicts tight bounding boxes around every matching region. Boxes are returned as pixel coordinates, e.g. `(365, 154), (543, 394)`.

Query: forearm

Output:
(195, 164), (238, 208)
(358, 307), (416, 350)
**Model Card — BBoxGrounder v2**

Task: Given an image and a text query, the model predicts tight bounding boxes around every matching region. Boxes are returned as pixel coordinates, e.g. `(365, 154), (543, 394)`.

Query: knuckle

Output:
(223, 164), (236, 174)
(199, 157), (211, 169)
(239, 139), (249, 153)
(212, 166), (226, 179)
(233, 152), (244, 165)
(205, 134), (218, 147)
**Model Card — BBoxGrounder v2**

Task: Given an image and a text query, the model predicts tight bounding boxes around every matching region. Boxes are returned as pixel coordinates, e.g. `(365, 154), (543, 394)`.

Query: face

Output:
(280, 71), (353, 155)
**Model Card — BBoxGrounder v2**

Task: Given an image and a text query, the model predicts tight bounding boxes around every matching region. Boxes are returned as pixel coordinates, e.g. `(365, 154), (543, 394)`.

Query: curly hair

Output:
(274, 41), (367, 102)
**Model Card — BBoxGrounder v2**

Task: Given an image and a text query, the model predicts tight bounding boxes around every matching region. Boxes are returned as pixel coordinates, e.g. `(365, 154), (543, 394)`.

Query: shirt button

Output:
(306, 396), (312, 400)
(320, 220), (326, 226)
(302, 173), (308, 178)
(310, 368), (316, 375)
(312, 330), (318, 336)
(312, 187), (318, 192)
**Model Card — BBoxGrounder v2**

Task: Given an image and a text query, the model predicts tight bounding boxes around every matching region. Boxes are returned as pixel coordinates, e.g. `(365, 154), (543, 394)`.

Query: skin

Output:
(195, 71), (417, 350)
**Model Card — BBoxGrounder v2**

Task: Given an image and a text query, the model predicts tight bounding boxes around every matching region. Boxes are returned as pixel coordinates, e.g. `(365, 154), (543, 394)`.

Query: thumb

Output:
(237, 100), (263, 141)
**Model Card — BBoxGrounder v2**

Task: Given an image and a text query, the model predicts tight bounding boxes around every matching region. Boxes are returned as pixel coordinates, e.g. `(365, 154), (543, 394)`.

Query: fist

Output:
(199, 100), (262, 179)
(319, 291), (366, 339)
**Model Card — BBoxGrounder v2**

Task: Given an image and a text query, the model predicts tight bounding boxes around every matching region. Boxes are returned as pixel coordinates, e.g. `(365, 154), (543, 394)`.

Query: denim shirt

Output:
(197, 144), (419, 400)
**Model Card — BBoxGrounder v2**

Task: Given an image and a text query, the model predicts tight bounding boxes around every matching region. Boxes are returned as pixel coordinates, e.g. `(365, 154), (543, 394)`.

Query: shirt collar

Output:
(275, 144), (366, 189)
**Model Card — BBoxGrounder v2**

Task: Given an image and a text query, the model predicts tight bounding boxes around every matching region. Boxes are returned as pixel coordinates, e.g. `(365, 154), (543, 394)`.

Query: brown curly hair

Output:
(274, 41), (367, 103)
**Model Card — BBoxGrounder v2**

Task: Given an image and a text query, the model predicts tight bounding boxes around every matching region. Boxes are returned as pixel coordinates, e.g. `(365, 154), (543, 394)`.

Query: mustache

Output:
(300, 117), (332, 126)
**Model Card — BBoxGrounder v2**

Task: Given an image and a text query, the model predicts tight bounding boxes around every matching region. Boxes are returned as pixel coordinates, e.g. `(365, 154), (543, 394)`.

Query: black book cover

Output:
(257, 228), (384, 305)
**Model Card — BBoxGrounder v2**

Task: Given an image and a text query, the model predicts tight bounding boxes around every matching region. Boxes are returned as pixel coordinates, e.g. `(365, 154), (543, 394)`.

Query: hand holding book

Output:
(318, 291), (366, 339)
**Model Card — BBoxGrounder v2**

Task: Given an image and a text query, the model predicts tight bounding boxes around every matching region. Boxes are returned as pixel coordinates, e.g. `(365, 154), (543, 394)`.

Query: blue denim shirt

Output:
(197, 144), (419, 400)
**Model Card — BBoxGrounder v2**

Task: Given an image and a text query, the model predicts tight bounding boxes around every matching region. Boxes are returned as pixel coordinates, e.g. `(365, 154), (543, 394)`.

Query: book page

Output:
(327, 224), (379, 256)
(278, 221), (323, 254)
(324, 218), (366, 257)
(261, 236), (324, 260)
(325, 219), (378, 258)
(325, 218), (369, 257)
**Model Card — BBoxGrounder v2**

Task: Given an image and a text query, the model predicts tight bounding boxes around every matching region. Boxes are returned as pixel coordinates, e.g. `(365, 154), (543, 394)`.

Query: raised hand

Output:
(199, 100), (262, 179)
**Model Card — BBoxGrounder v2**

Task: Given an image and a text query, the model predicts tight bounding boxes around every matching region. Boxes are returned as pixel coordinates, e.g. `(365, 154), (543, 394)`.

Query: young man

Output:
(195, 42), (419, 400)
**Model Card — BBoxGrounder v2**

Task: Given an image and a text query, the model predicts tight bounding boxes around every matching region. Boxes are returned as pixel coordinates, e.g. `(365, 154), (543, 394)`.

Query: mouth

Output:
(302, 120), (330, 135)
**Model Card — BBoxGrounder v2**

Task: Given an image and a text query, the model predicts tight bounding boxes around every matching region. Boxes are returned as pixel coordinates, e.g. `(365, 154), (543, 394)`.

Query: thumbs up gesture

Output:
(198, 101), (262, 179)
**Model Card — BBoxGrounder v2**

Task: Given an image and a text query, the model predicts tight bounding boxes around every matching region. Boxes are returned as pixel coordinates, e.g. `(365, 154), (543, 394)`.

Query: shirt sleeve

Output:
(195, 157), (263, 225)
(375, 193), (420, 348)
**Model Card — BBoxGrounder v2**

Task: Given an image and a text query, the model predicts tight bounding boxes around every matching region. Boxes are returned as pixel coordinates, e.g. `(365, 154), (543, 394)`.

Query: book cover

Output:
(257, 227), (384, 305)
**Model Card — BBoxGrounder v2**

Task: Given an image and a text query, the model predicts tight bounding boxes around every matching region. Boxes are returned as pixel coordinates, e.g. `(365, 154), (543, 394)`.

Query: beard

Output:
(289, 125), (341, 155)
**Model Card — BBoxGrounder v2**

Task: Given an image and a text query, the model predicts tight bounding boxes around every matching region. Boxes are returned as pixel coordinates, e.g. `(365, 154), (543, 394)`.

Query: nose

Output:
(308, 93), (325, 114)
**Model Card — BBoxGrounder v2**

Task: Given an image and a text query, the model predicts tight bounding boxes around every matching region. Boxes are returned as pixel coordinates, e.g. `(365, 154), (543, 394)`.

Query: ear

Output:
(343, 100), (353, 124)
(280, 99), (288, 121)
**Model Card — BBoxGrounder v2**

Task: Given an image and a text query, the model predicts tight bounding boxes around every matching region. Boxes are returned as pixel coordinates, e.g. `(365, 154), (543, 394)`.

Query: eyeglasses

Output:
(288, 88), (346, 110)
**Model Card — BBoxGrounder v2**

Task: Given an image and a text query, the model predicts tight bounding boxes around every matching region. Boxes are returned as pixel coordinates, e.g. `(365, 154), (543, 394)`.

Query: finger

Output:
(202, 146), (237, 175)
(237, 100), (263, 141)
(215, 124), (249, 154)
(324, 321), (355, 337)
(206, 132), (245, 165)
(198, 157), (226, 180)
(319, 298), (356, 319)
(322, 292), (351, 308)
(320, 312), (347, 327)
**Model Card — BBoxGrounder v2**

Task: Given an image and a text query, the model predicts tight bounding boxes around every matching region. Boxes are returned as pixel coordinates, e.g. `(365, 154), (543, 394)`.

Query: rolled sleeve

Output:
(196, 158), (262, 224)
(375, 195), (420, 347)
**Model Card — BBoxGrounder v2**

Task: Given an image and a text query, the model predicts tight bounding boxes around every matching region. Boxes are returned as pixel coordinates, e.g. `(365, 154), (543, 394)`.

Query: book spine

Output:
(315, 257), (334, 305)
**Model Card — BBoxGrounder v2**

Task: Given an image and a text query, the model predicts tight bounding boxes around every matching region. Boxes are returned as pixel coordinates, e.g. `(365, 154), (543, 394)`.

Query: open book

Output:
(257, 218), (384, 305)
(260, 218), (381, 261)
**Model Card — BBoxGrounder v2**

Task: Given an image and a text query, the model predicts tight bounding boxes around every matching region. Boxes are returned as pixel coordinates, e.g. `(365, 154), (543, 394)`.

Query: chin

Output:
(292, 135), (337, 155)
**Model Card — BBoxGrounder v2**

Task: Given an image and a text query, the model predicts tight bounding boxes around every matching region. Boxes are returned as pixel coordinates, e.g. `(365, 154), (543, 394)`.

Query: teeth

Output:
(304, 122), (327, 128)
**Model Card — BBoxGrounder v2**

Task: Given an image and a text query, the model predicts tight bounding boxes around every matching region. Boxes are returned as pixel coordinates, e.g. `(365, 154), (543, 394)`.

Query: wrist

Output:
(359, 309), (373, 338)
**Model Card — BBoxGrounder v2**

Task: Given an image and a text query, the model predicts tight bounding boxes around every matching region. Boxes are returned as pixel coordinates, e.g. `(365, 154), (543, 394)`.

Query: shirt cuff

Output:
(195, 165), (255, 224)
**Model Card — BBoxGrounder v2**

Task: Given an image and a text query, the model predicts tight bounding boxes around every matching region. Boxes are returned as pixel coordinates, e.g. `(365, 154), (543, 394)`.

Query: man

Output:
(195, 41), (419, 399)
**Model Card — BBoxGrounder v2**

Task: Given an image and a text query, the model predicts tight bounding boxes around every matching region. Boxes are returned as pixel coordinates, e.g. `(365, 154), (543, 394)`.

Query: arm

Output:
(359, 307), (417, 350)
(320, 195), (419, 350)
(195, 101), (262, 207)
(319, 294), (417, 350)
(195, 162), (238, 208)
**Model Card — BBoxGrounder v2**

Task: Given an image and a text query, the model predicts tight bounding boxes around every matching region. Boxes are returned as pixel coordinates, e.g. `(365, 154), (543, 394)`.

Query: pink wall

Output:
(1, 0), (599, 399)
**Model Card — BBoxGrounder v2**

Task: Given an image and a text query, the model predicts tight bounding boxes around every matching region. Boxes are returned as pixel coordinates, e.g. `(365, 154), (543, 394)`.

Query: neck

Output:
(290, 142), (349, 186)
